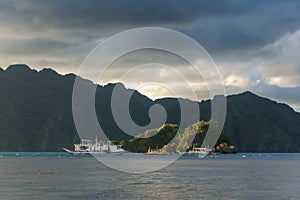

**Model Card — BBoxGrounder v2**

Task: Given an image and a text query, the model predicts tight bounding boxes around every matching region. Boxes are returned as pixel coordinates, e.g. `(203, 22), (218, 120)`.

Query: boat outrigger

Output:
(63, 137), (125, 154)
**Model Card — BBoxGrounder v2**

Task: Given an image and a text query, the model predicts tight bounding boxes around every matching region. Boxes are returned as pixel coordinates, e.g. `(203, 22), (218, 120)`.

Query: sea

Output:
(0, 153), (299, 200)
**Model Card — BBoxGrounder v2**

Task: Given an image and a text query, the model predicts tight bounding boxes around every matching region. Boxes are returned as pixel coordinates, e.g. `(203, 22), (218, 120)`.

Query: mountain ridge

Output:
(0, 64), (299, 152)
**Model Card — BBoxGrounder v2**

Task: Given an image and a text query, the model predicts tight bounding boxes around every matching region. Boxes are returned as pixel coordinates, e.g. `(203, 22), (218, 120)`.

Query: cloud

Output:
(220, 29), (300, 111)
(250, 72), (300, 112)
(0, 0), (259, 30)
(257, 30), (300, 87)
(0, 0), (300, 110)
(245, 29), (300, 111)
(2, 0), (300, 49)
(0, 38), (72, 56)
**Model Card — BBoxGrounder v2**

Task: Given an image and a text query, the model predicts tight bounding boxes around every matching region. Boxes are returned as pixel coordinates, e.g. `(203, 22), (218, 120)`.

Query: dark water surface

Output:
(0, 153), (299, 199)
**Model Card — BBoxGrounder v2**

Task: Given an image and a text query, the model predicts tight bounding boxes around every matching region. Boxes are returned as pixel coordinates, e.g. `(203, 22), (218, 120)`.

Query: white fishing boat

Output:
(63, 137), (125, 154)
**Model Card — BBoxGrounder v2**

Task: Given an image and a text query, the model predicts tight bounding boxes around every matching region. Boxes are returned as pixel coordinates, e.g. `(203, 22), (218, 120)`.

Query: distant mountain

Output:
(0, 64), (299, 152)
(224, 92), (300, 152)
(153, 92), (300, 152)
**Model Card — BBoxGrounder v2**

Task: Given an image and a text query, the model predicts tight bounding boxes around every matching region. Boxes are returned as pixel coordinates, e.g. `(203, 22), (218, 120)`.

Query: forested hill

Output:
(0, 64), (299, 152)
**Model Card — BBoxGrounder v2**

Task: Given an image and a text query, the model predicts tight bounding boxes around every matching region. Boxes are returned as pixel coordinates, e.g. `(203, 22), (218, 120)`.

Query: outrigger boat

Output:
(63, 137), (125, 154)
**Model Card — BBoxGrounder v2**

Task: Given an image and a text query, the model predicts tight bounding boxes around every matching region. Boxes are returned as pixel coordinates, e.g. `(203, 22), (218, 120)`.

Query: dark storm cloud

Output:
(0, 0), (260, 28)
(1, 0), (300, 54)
(184, 0), (300, 54)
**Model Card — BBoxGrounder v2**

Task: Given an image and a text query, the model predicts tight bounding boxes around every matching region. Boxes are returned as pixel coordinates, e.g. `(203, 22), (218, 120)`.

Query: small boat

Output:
(188, 147), (211, 157)
(143, 146), (167, 155)
(63, 137), (125, 154)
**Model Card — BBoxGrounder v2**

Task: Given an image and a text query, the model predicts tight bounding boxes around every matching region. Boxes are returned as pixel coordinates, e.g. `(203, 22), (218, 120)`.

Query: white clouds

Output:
(224, 74), (248, 88)
(259, 29), (300, 87)
(240, 29), (300, 111)
(206, 29), (300, 111)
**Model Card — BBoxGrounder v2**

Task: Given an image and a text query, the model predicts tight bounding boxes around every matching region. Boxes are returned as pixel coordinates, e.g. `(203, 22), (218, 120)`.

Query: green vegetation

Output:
(123, 124), (178, 153)
(123, 121), (235, 153)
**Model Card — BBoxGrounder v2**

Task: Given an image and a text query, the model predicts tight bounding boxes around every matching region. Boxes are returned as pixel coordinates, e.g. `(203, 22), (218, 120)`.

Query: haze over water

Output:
(0, 153), (299, 199)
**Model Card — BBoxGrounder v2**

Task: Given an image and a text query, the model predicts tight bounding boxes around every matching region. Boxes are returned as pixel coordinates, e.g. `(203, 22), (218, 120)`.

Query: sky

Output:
(0, 0), (300, 111)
